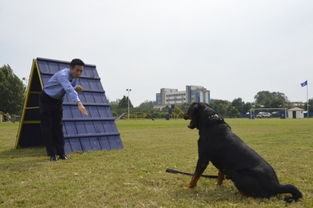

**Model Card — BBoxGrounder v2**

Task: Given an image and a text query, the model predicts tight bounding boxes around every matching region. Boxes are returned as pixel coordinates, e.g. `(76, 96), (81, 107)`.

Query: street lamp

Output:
(22, 77), (28, 93)
(126, 89), (132, 119)
(22, 77), (28, 85)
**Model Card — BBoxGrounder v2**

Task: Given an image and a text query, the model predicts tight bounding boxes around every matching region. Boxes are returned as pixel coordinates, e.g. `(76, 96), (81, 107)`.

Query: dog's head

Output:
(184, 103), (224, 129)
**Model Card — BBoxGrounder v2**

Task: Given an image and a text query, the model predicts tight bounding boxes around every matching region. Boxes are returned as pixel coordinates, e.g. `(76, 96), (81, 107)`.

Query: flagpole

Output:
(307, 81), (309, 118)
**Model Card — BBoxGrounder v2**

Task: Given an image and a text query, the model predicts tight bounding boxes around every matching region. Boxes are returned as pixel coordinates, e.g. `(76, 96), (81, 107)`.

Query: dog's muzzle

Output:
(184, 114), (196, 129)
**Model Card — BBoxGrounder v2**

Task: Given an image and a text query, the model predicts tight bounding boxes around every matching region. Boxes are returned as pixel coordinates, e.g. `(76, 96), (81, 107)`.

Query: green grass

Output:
(0, 119), (313, 208)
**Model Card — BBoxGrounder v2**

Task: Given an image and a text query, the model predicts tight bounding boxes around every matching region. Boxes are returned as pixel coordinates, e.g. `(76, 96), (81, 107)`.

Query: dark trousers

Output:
(39, 91), (65, 156)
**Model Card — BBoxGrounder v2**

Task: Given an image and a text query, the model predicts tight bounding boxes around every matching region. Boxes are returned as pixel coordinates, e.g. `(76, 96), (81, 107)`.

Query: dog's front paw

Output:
(215, 183), (224, 190)
(215, 182), (224, 186)
(188, 183), (197, 189)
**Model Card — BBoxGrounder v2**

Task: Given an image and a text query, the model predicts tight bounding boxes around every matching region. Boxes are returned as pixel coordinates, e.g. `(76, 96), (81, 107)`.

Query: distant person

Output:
(39, 58), (89, 161)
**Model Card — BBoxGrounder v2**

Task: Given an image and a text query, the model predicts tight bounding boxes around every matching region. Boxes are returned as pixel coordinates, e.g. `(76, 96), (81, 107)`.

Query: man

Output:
(39, 58), (89, 161)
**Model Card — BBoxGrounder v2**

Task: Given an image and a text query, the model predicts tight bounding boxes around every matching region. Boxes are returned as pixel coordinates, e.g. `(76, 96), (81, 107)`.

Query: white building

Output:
(155, 85), (210, 106)
(287, 107), (304, 119)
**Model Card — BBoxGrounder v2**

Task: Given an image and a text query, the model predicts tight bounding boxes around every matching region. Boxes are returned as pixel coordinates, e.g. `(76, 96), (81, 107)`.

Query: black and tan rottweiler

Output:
(184, 103), (302, 202)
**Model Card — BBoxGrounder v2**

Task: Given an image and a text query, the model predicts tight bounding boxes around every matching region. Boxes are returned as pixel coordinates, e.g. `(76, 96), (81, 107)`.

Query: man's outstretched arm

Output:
(56, 74), (88, 116)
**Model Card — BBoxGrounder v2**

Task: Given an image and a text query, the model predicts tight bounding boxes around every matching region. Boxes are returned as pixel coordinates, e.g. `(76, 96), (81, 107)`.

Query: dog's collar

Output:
(208, 113), (223, 121)
(209, 113), (219, 118)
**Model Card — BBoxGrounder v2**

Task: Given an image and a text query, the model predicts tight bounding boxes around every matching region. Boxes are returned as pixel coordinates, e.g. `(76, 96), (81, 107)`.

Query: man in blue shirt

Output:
(39, 58), (89, 161)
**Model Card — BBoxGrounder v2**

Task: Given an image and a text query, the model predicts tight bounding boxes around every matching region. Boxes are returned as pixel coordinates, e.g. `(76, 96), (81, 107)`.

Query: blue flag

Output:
(301, 80), (308, 87)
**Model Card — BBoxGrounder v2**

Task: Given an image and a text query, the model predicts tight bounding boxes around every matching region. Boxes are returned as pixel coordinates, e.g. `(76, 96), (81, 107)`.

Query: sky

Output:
(1, 0), (313, 106)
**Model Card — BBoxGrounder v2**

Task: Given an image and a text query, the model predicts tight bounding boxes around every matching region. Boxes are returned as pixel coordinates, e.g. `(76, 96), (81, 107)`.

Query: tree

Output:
(304, 99), (313, 112)
(231, 98), (253, 116)
(210, 99), (240, 118)
(0, 65), (24, 115)
(243, 102), (252, 115)
(138, 100), (155, 110)
(227, 105), (241, 118)
(254, 91), (289, 108)
(118, 96), (133, 109)
(232, 98), (245, 115)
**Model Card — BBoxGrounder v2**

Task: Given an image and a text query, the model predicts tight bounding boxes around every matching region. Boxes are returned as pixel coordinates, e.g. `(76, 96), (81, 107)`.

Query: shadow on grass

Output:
(170, 185), (286, 205)
(0, 147), (45, 158)
(0, 147), (47, 172)
(171, 186), (246, 203)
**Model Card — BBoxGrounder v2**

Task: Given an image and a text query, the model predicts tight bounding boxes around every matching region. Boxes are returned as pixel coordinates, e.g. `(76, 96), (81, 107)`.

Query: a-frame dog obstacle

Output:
(16, 58), (123, 153)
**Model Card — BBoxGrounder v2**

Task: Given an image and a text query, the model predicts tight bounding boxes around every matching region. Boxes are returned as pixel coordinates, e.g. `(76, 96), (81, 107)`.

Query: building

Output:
(186, 85), (210, 104)
(290, 101), (305, 107)
(155, 88), (186, 105)
(155, 85), (210, 106)
(288, 107), (304, 119)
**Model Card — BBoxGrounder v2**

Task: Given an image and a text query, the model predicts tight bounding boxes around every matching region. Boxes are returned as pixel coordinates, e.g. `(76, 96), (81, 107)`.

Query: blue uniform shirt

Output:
(43, 68), (81, 103)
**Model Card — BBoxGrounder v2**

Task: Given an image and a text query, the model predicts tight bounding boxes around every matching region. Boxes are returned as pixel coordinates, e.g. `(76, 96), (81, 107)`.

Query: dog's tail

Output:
(276, 184), (302, 203)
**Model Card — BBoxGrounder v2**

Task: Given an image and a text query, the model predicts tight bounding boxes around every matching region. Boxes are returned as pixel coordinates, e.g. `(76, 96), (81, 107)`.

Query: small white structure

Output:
(288, 107), (304, 119)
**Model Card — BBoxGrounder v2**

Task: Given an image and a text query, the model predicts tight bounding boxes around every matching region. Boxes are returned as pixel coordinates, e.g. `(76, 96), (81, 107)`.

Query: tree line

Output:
(1, 64), (312, 119)
(110, 92), (313, 119)
(0, 65), (24, 116)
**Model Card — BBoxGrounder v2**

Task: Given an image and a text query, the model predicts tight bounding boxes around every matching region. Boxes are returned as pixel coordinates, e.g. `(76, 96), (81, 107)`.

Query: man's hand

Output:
(75, 85), (83, 93)
(77, 102), (88, 116)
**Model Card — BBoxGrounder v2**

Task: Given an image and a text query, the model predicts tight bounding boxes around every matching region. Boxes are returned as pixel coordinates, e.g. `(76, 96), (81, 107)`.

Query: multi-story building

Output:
(155, 85), (210, 107)
(186, 85), (210, 104)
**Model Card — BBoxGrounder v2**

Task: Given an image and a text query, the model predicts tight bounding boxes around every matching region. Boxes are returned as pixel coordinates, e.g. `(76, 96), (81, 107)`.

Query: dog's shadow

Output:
(169, 182), (283, 205)
(171, 185), (242, 203)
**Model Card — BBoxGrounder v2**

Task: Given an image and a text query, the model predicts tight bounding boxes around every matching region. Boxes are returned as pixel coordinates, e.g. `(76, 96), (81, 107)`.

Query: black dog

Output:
(184, 103), (302, 202)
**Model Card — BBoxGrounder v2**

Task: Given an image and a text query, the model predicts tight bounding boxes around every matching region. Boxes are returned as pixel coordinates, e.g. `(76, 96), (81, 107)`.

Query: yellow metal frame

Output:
(35, 59), (44, 88)
(15, 59), (44, 148)
(172, 105), (186, 119)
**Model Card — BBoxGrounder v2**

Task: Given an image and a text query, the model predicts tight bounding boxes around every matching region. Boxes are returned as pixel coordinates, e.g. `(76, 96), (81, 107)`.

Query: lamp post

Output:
(307, 81), (309, 117)
(22, 77), (28, 93)
(22, 77), (28, 85)
(126, 89), (132, 119)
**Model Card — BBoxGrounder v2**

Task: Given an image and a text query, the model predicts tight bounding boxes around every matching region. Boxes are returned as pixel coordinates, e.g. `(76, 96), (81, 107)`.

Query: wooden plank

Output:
(23, 120), (40, 124)
(30, 91), (41, 94)
(26, 106), (40, 110)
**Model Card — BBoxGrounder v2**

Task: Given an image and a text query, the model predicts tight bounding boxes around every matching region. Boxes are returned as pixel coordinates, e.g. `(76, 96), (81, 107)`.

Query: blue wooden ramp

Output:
(16, 57), (123, 153)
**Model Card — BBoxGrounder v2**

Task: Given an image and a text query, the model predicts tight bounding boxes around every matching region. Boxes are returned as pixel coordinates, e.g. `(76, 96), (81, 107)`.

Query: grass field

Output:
(0, 119), (313, 208)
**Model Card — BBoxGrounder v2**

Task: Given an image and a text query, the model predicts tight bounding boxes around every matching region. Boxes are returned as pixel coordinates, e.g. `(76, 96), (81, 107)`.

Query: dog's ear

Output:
(204, 103), (214, 109)
(191, 102), (202, 112)
(193, 103), (200, 111)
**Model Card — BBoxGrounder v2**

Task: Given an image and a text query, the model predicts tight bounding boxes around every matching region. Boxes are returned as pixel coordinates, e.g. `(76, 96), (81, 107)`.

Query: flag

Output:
(301, 80), (308, 87)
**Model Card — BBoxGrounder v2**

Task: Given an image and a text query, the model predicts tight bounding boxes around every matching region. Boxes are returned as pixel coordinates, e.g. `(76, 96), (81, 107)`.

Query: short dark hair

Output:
(70, 58), (85, 68)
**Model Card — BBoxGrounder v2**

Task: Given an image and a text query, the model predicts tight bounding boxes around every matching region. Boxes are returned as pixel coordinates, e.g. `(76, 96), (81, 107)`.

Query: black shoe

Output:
(58, 154), (68, 160)
(50, 155), (58, 161)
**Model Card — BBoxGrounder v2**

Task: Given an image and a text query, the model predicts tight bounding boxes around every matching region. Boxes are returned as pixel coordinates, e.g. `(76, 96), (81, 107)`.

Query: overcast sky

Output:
(1, 0), (312, 106)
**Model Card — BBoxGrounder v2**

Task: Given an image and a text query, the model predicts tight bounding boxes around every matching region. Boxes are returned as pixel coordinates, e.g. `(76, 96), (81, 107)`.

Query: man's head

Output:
(70, 58), (85, 78)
